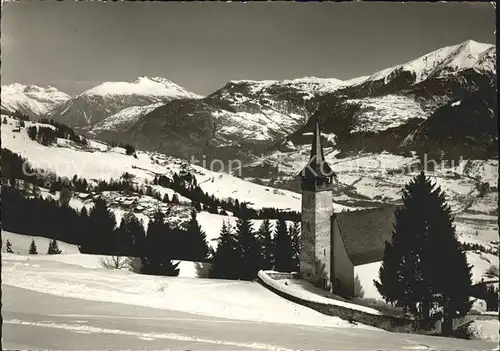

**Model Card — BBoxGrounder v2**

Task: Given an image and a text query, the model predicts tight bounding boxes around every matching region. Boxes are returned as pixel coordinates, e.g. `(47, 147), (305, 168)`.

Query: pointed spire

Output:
(298, 117), (335, 181)
(310, 117), (326, 162)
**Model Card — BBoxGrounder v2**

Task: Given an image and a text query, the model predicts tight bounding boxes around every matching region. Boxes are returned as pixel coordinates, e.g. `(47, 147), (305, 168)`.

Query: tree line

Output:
(1, 182), (209, 265)
(2, 148), (296, 221)
(3, 176), (302, 280)
(209, 217), (300, 280)
(154, 173), (301, 221)
(26, 118), (89, 146)
(108, 140), (137, 156)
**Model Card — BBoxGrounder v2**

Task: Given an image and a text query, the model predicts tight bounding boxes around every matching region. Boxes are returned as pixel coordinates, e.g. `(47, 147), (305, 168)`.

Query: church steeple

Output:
(299, 118), (335, 191)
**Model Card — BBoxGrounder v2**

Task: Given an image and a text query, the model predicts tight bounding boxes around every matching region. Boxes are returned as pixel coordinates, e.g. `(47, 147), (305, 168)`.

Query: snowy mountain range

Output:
(45, 77), (202, 127)
(1, 83), (70, 117)
(1, 40), (496, 163)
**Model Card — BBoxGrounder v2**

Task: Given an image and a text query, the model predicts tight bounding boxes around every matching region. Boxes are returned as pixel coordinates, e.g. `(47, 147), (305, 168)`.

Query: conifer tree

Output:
(141, 210), (179, 276)
(47, 239), (62, 254)
(184, 209), (210, 261)
(116, 212), (146, 256)
(171, 194), (180, 204)
(209, 221), (241, 279)
(375, 172), (472, 333)
(424, 176), (473, 334)
(80, 198), (116, 254)
(257, 219), (273, 270)
(29, 239), (38, 254)
(273, 217), (294, 272)
(235, 216), (260, 280)
(5, 239), (14, 253)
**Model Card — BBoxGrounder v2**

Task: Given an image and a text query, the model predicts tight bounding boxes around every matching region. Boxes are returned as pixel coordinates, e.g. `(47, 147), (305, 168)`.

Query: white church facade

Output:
(299, 120), (396, 297)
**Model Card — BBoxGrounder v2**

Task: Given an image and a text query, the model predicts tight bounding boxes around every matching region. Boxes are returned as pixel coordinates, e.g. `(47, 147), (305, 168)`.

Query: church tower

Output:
(298, 119), (335, 290)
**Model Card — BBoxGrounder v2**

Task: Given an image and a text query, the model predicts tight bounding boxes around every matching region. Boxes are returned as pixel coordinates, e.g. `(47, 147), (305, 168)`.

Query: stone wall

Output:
(258, 272), (414, 333)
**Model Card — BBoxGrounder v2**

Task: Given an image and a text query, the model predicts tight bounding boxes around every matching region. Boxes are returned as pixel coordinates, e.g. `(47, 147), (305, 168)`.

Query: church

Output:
(299, 120), (397, 297)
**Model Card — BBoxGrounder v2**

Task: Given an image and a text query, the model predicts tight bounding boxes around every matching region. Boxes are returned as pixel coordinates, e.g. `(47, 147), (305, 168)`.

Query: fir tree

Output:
(141, 210), (179, 276)
(80, 198), (116, 254)
(257, 219), (273, 270)
(273, 217), (294, 272)
(235, 216), (260, 280)
(5, 239), (14, 253)
(375, 172), (472, 333)
(209, 221), (241, 279)
(47, 239), (62, 254)
(163, 194), (170, 203)
(423, 175), (473, 334)
(29, 239), (38, 254)
(115, 212), (146, 256)
(171, 193), (180, 204)
(184, 209), (210, 261)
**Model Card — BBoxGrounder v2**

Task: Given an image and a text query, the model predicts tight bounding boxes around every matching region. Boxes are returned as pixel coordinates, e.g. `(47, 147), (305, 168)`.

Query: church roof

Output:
(334, 205), (398, 266)
(298, 119), (335, 179)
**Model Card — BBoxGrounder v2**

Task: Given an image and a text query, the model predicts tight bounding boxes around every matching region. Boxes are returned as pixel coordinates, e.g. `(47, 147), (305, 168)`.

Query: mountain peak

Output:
(80, 77), (202, 99)
(1, 83), (70, 116)
(360, 39), (495, 86)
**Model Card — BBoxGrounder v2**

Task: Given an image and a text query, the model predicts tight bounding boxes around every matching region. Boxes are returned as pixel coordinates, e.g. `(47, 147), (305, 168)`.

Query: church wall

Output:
(332, 218), (355, 297)
(314, 191), (333, 288)
(300, 190), (316, 280)
(300, 189), (332, 287)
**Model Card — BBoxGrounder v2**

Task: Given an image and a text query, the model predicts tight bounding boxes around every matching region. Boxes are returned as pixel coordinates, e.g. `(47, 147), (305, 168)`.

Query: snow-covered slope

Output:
(3, 115), (349, 212)
(1, 249), (365, 329)
(87, 102), (164, 135)
(47, 77), (202, 127)
(1, 83), (70, 117)
(356, 40), (495, 87)
(83, 77), (202, 99)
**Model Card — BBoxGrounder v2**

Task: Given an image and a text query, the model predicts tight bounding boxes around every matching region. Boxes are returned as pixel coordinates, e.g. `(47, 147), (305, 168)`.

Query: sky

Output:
(0, 1), (496, 96)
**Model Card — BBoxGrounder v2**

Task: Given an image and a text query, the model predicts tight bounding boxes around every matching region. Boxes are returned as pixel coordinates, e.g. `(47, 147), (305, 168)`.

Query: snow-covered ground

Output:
(467, 319), (499, 342)
(1, 231), (367, 330)
(258, 271), (381, 315)
(1, 231), (203, 278)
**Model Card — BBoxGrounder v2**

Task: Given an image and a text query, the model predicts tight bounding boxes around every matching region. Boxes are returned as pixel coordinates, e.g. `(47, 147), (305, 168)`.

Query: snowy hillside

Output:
(1, 83), (70, 117)
(46, 77), (202, 127)
(87, 102), (164, 135)
(2, 115), (354, 213)
(355, 40), (495, 87)
(249, 145), (498, 251)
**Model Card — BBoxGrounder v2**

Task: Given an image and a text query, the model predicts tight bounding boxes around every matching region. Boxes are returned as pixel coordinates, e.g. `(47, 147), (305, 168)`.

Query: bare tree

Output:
(485, 264), (499, 279)
(99, 256), (128, 270)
